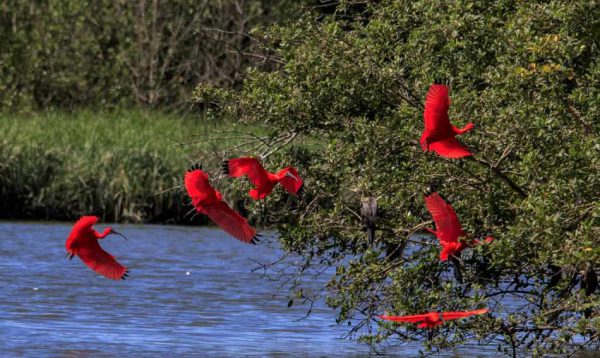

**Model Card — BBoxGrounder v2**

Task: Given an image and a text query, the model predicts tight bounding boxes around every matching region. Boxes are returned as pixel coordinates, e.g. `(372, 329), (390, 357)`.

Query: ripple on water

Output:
(0, 222), (528, 357)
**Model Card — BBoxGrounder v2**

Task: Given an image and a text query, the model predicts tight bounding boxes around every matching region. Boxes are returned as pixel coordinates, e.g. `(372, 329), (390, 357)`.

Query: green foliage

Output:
(194, 0), (600, 354)
(0, 0), (301, 110)
(0, 110), (259, 223)
(0, 1), (130, 109)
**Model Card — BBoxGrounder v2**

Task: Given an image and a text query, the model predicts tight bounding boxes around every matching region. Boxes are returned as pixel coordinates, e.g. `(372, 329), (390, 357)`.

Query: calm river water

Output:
(1, 222), (386, 357)
(3, 221), (583, 357)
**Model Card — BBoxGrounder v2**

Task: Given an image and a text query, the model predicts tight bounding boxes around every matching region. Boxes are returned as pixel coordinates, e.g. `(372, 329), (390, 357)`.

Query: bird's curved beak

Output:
(110, 230), (128, 241)
(284, 172), (299, 181)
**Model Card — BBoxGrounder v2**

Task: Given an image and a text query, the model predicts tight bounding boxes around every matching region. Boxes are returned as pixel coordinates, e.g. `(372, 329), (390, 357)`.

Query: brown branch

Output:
(468, 157), (528, 198)
(564, 100), (593, 135)
(260, 132), (299, 159)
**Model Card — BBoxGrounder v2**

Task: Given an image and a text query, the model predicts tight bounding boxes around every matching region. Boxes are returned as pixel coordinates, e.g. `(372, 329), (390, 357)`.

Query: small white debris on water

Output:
(185, 272), (190, 275)
(33, 287), (39, 291)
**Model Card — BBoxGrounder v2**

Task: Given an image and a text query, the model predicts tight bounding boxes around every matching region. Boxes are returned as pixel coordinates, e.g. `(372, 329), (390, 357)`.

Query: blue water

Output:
(0, 222), (384, 357)
(5, 222), (596, 357)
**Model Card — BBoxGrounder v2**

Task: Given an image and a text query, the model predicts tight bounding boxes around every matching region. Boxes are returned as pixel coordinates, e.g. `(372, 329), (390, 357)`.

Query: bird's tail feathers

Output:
(366, 225), (376, 246)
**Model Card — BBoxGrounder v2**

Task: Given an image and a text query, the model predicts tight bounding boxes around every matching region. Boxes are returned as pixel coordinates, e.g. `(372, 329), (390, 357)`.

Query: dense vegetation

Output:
(194, 0), (600, 355)
(0, 110), (262, 224)
(0, 0), (299, 110)
(0, 0), (301, 223)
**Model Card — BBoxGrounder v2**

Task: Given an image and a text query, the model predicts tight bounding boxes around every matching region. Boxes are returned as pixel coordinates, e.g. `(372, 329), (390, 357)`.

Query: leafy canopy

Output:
(194, 1), (600, 355)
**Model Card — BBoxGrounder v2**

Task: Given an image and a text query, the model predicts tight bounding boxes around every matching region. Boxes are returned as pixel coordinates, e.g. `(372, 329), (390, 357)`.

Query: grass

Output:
(0, 109), (265, 224)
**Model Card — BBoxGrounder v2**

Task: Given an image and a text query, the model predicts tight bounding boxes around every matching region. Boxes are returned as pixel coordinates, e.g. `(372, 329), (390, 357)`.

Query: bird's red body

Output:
(222, 157), (303, 200)
(65, 216), (128, 280)
(185, 167), (259, 244)
(424, 192), (494, 261)
(421, 84), (474, 158)
(379, 308), (488, 328)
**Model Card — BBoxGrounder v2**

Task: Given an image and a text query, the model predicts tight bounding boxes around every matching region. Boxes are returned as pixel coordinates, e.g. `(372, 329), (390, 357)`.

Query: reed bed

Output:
(0, 110), (260, 224)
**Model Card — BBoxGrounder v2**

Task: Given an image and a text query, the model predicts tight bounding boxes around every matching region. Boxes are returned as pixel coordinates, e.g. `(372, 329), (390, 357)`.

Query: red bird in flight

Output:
(424, 192), (494, 261)
(421, 84), (474, 158)
(185, 164), (260, 244)
(379, 308), (488, 328)
(65, 216), (129, 280)
(222, 157), (303, 200)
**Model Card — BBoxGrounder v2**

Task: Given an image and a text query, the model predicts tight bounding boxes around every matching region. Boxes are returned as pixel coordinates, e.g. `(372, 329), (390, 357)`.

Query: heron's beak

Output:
(284, 172), (299, 181)
(111, 230), (128, 241)
(66, 251), (74, 260)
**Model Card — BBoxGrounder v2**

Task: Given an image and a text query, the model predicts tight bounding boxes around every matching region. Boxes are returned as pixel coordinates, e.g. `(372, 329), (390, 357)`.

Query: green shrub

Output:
(194, 1), (600, 355)
(0, 0), (301, 110)
(0, 110), (239, 223)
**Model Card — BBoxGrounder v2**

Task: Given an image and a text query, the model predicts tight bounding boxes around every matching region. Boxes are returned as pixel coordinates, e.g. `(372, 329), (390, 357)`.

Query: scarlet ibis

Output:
(222, 157), (303, 200)
(421, 84), (474, 158)
(185, 164), (260, 244)
(379, 308), (488, 328)
(65, 216), (129, 280)
(424, 192), (494, 261)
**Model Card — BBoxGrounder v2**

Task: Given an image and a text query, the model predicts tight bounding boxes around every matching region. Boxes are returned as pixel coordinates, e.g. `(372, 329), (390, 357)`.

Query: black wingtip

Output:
(424, 181), (439, 196)
(121, 270), (129, 280)
(251, 233), (262, 245)
(221, 160), (230, 175)
(433, 78), (449, 86)
(424, 187), (434, 197)
(188, 163), (203, 172)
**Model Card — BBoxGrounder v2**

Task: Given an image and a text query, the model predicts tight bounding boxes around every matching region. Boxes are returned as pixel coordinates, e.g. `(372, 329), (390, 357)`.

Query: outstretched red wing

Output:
(278, 167), (303, 195)
(203, 201), (258, 244)
(71, 216), (98, 236)
(427, 136), (472, 158)
(424, 193), (464, 243)
(423, 84), (453, 137)
(225, 157), (271, 188)
(66, 216), (99, 249)
(441, 309), (488, 321)
(379, 314), (428, 323)
(77, 239), (127, 280)
(185, 169), (216, 208)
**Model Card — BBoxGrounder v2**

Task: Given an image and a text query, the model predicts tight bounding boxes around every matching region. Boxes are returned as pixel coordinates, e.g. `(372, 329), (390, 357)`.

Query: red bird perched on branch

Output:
(65, 216), (129, 280)
(222, 157), (303, 200)
(424, 192), (494, 261)
(421, 84), (474, 158)
(379, 308), (489, 328)
(185, 164), (260, 244)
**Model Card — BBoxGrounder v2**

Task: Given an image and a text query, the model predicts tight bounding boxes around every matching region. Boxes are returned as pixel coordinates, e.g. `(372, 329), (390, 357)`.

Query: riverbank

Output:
(0, 110), (257, 224)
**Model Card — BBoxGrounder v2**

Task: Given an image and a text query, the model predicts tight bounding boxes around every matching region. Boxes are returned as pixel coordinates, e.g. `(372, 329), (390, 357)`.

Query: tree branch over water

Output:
(191, 1), (600, 355)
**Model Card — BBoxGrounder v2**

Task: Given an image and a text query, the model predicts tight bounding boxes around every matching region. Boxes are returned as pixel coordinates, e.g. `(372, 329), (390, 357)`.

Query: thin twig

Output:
(468, 157), (527, 198)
